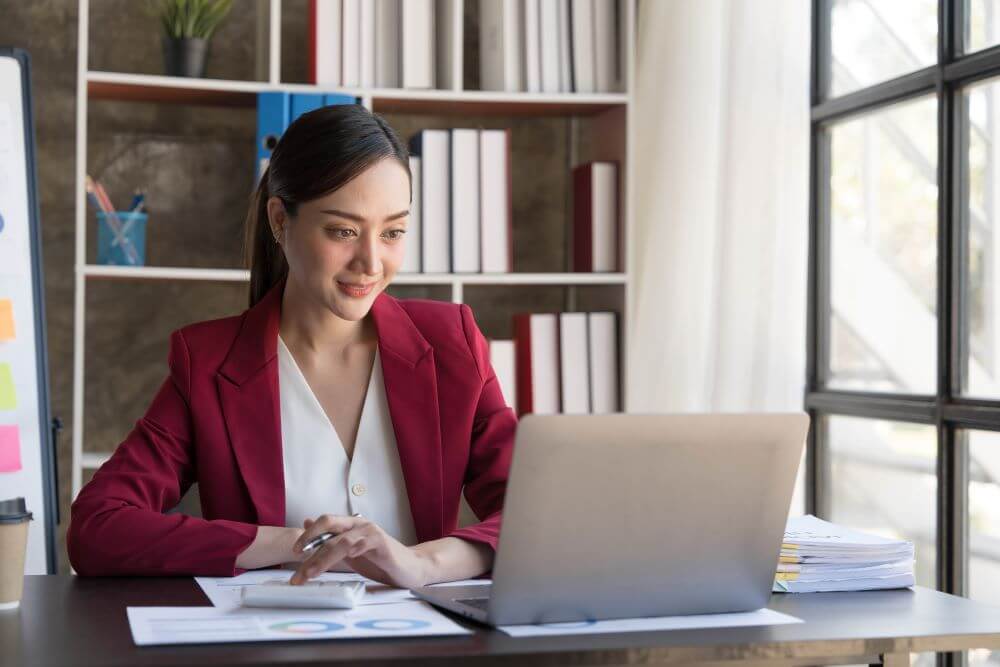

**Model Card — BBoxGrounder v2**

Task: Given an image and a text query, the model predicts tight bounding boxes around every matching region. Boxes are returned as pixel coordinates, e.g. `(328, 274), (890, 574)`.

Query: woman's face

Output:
(270, 157), (410, 323)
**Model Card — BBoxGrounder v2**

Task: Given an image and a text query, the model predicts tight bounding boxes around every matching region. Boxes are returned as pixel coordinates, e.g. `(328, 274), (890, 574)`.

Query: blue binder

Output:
(289, 93), (325, 123)
(256, 92), (290, 180)
(324, 93), (358, 107)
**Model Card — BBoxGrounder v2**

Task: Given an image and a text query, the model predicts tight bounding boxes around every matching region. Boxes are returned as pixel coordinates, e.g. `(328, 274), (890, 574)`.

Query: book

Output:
(514, 313), (561, 415)
(342, 0), (361, 86)
(451, 129), (481, 273)
(436, 0), (462, 89)
(557, 0), (573, 92)
(402, 0), (435, 88)
(588, 312), (619, 413)
(540, 0), (561, 93)
(570, 0), (595, 93)
(479, 128), (512, 273)
(523, 0), (542, 93)
(573, 161), (619, 272)
(489, 339), (517, 409)
(559, 312), (590, 414)
(409, 130), (451, 272)
(374, 0), (400, 88)
(360, 0), (376, 88)
(593, 0), (617, 92)
(401, 155), (422, 273)
(310, 0), (342, 86)
(479, 0), (523, 92)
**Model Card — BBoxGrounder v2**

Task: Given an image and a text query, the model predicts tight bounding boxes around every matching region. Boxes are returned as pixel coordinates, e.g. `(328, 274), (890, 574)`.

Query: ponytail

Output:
(244, 167), (287, 308)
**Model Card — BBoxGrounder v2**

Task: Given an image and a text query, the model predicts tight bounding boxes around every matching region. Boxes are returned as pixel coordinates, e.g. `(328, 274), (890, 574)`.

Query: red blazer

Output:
(67, 279), (517, 576)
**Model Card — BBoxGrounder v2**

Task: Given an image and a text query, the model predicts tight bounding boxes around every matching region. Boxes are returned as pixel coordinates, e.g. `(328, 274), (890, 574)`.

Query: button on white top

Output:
(278, 336), (417, 545)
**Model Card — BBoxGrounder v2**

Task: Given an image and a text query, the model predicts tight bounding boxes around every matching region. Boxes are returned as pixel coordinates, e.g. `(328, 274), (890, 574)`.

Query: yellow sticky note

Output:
(0, 363), (15, 410)
(0, 300), (13, 342)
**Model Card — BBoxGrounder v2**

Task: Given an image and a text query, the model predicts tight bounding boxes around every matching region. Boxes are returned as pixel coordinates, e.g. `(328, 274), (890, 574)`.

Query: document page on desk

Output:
(498, 608), (802, 637)
(127, 601), (472, 646)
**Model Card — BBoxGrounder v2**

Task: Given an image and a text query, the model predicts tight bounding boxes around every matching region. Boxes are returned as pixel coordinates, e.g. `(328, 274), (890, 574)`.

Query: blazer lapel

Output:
(217, 281), (285, 527)
(370, 292), (444, 543)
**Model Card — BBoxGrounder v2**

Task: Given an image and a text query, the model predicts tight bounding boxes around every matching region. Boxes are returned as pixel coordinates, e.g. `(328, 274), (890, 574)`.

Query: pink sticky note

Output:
(0, 424), (20, 472)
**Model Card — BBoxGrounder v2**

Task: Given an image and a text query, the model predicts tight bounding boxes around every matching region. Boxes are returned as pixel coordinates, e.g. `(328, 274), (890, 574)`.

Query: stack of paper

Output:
(775, 515), (915, 593)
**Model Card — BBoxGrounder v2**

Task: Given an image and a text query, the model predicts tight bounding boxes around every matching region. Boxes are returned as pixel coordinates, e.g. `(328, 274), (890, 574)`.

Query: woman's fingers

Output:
(292, 514), (367, 554)
(290, 527), (374, 584)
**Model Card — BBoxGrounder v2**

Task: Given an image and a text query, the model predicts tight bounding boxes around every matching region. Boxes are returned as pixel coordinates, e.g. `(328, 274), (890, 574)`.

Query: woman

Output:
(67, 104), (516, 588)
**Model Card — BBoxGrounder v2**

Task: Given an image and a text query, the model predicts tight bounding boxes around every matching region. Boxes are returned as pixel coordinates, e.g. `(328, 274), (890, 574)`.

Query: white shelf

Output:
(80, 264), (627, 286)
(86, 70), (629, 114)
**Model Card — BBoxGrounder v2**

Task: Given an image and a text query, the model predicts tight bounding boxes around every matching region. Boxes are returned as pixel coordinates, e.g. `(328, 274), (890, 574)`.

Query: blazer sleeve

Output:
(67, 330), (259, 577)
(446, 304), (517, 551)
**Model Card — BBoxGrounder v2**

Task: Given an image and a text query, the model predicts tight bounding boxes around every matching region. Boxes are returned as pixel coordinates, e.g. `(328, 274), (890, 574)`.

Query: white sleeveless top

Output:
(277, 335), (418, 545)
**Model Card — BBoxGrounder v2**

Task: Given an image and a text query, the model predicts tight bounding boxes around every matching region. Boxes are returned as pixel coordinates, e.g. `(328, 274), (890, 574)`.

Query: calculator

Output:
(240, 579), (366, 609)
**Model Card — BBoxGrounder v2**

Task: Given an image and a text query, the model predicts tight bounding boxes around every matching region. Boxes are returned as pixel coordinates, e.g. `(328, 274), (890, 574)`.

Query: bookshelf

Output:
(71, 0), (636, 499)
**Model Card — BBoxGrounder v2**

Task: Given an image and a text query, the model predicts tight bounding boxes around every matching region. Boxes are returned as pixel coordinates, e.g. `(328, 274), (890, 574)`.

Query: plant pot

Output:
(162, 36), (209, 78)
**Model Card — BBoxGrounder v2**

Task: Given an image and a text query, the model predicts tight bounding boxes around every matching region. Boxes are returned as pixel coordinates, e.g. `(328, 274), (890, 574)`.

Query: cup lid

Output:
(0, 497), (32, 524)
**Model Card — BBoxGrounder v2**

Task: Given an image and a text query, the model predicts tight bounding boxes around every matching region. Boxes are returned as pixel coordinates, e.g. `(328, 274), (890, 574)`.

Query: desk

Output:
(4, 576), (1000, 667)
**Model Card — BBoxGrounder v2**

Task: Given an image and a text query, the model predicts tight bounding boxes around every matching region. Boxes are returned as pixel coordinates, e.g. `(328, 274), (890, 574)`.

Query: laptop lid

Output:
(486, 413), (809, 625)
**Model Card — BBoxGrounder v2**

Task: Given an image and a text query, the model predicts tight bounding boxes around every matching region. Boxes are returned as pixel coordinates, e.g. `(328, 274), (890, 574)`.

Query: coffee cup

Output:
(0, 497), (32, 610)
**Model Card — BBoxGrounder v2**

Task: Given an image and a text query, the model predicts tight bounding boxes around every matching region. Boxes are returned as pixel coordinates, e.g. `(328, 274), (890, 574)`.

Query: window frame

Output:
(808, 0), (1000, 621)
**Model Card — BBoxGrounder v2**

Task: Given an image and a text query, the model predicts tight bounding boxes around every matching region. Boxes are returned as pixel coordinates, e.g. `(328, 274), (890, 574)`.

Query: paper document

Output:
(127, 600), (472, 646)
(499, 608), (801, 637)
(776, 516), (915, 593)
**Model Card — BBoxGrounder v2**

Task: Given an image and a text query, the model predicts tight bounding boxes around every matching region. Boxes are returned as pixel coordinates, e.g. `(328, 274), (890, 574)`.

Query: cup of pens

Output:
(96, 211), (147, 266)
(85, 175), (147, 267)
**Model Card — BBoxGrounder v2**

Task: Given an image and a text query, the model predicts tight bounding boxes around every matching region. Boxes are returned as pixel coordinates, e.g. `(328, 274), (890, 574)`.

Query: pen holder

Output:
(96, 211), (147, 266)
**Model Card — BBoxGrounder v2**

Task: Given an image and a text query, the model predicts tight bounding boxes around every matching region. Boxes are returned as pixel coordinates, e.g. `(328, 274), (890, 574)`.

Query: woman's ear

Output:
(266, 196), (287, 242)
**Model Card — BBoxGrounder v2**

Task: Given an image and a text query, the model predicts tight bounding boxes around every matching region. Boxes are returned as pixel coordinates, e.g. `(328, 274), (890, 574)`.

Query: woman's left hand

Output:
(289, 514), (429, 589)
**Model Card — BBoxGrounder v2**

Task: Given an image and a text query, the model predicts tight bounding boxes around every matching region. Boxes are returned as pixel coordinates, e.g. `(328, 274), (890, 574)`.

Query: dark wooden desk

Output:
(4, 576), (1000, 667)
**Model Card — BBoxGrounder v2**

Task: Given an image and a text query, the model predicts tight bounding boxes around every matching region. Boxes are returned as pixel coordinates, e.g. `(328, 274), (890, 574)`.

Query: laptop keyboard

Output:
(456, 597), (490, 612)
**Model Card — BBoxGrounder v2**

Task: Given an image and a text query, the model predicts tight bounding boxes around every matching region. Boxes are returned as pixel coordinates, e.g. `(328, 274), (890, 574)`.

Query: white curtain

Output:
(627, 0), (811, 414)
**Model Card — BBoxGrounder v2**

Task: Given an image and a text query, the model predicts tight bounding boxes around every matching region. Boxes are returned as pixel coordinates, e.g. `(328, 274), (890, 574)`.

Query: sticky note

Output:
(0, 424), (20, 472)
(0, 299), (13, 341)
(0, 363), (14, 410)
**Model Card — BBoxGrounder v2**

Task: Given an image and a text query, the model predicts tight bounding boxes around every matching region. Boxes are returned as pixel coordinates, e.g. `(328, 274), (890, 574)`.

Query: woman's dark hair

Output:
(243, 104), (410, 307)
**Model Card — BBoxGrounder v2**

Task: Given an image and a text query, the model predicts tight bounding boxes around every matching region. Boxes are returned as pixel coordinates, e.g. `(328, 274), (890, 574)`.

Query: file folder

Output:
(256, 92), (290, 180)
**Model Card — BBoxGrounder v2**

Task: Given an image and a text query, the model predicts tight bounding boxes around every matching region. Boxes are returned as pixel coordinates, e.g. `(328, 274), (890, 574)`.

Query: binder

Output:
(480, 128), (512, 273)
(588, 312), (619, 413)
(450, 129), (481, 273)
(409, 130), (451, 273)
(290, 93), (325, 124)
(323, 93), (358, 106)
(256, 92), (290, 179)
(573, 161), (619, 272)
(559, 312), (590, 414)
(514, 313), (560, 415)
(401, 155), (423, 273)
(309, 0), (342, 85)
(489, 339), (517, 409)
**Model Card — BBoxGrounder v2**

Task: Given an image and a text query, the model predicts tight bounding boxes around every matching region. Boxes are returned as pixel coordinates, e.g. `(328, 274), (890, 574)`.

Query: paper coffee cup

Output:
(0, 497), (32, 610)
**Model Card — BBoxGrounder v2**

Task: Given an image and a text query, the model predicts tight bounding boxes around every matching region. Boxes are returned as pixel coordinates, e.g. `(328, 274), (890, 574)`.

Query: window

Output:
(810, 2), (1000, 665)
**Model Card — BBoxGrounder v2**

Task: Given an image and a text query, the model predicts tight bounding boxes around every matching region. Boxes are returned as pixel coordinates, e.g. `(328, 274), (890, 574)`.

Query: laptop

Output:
(413, 412), (809, 626)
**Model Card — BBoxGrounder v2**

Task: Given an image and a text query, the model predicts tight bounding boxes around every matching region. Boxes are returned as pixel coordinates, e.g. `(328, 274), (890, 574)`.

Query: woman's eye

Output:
(383, 229), (406, 241)
(328, 228), (356, 239)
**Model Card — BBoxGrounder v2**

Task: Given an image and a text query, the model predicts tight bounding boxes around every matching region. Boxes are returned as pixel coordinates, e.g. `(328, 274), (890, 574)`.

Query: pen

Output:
(300, 513), (363, 554)
(301, 531), (337, 553)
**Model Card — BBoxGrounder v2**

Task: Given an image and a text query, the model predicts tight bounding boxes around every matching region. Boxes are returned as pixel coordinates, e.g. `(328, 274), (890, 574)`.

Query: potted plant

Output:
(151, 0), (234, 78)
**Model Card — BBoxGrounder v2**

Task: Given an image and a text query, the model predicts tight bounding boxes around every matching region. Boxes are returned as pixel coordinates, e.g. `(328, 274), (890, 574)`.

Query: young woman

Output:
(67, 105), (516, 588)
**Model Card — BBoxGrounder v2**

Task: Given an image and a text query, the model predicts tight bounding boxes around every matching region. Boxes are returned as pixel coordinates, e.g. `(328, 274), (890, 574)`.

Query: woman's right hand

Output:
(235, 525), (306, 570)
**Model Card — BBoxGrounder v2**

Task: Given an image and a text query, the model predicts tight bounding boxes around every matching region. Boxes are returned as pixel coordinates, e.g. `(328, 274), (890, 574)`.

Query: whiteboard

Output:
(0, 48), (57, 574)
